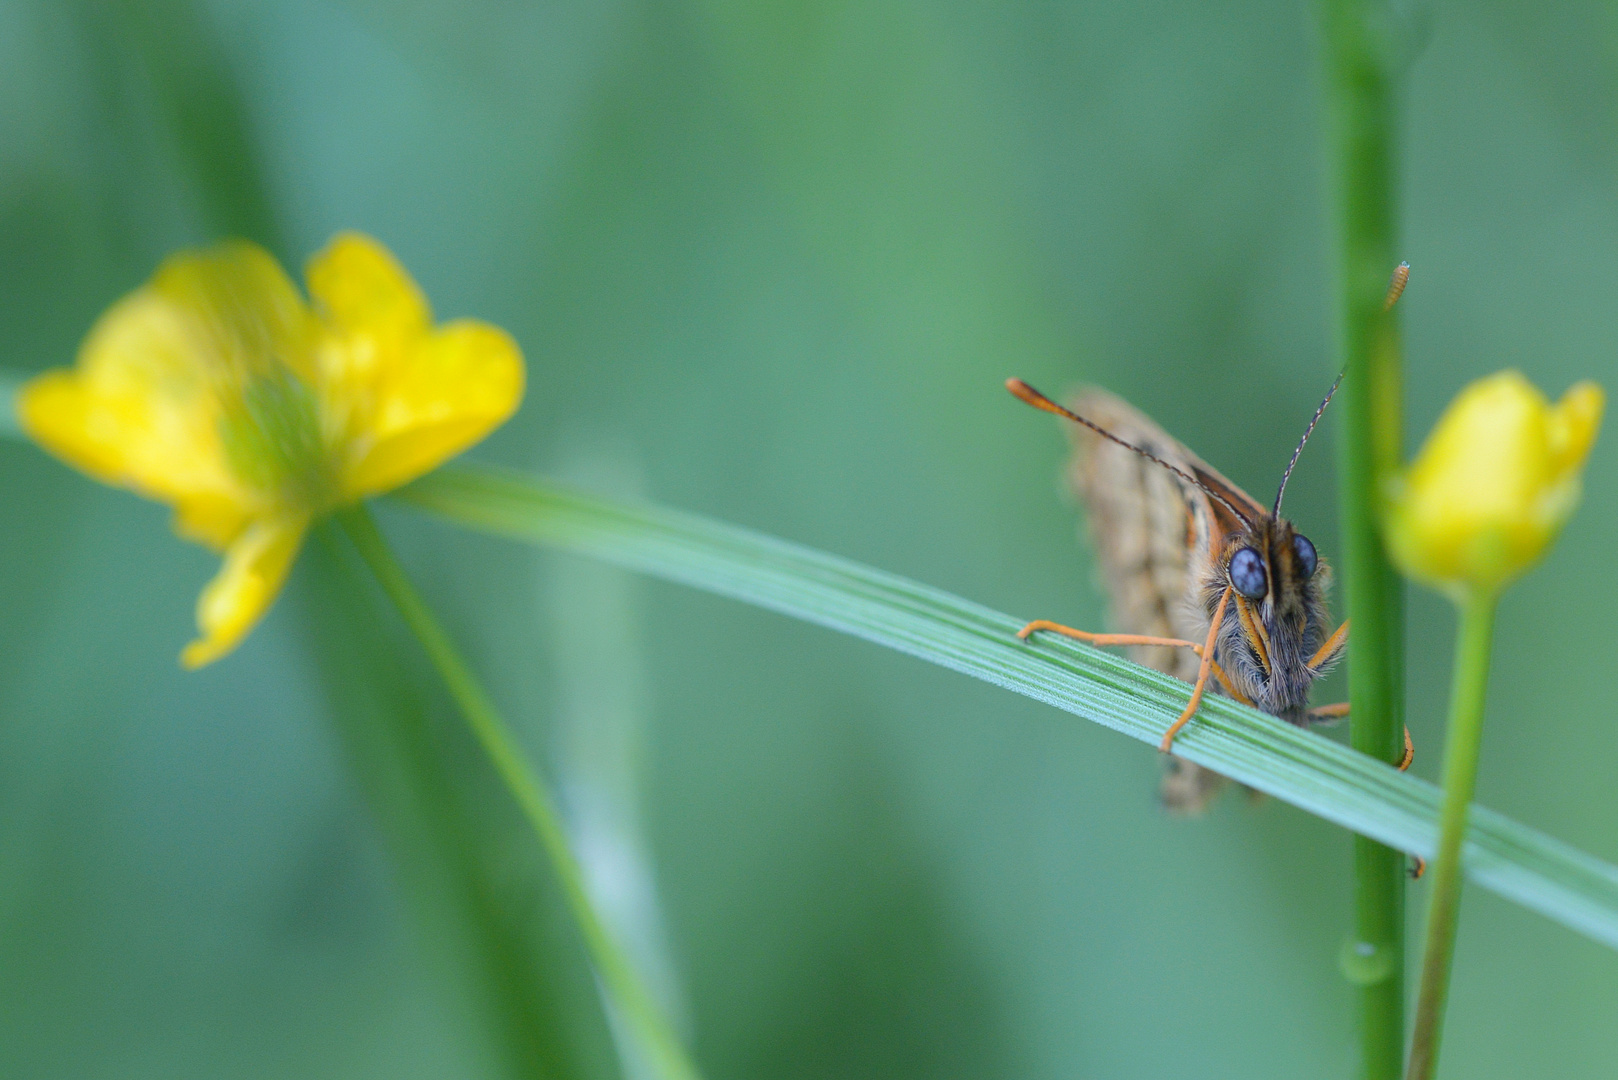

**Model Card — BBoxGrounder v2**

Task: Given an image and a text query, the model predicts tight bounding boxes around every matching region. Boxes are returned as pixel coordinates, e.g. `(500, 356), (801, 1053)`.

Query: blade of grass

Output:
(1321, 1), (1408, 1075)
(336, 505), (703, 1080)
(22, 11), (606, 1073)
(295, 527), (615, 1080)
(395, 461), (1618, 953)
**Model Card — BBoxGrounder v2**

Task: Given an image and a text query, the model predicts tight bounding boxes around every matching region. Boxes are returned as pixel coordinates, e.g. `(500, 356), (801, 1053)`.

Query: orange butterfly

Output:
(1009, 266), (1412, 812)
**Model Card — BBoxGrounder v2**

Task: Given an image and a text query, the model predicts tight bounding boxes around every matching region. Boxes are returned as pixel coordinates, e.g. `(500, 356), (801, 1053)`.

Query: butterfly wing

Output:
(1062, 388), (1267, 812)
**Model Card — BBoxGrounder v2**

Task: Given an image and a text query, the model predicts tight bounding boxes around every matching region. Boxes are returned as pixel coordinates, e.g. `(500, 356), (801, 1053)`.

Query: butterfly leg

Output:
(1208, 660), (1253, 706)
(1016, 621), (1203, 651)
(1020, 619), (1256, 714)
(1307, 619), (1350, 671)
(1306, 700), (1423, 875)
(1020, 593), (1244, 752)
(1306, 702), (1415, 773)
(1158, 586), (1234, 753)
(1398, 727), (1414, 771)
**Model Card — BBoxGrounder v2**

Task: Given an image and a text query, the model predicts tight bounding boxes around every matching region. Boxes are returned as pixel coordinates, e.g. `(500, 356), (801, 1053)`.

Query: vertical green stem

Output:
(302, 526), (609, 1080)
(1321, 3), (1406, 1078)
(1405, 596), (1496, 1080)
(337, 504), (701, 1080)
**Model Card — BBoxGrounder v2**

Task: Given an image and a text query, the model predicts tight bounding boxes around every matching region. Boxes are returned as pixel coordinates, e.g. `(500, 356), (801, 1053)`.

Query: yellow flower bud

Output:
(1384, 370), (1603, 598)
(18, 234), (524, 666)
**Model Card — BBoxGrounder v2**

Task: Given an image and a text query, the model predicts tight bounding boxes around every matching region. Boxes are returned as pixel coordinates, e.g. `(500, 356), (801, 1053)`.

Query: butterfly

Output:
(1007, 266), (1411, 812)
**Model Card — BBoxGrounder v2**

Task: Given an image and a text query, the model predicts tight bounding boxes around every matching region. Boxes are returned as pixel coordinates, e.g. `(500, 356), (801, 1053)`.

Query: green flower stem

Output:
(1321, 2), (1407, 1077)
(335, 504), (700, 1080)
(1406, 594), (1497, 1080)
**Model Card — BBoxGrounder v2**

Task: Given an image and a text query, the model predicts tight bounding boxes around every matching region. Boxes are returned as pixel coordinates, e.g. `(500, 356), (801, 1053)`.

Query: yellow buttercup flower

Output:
(1384, 370), (1602, 598)
(19, 234), (524, 667)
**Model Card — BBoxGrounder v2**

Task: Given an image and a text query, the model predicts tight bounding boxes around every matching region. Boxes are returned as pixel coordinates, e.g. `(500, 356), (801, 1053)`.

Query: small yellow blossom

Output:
(19, 234), (524, 667)
(1384, 370), (1602, 598)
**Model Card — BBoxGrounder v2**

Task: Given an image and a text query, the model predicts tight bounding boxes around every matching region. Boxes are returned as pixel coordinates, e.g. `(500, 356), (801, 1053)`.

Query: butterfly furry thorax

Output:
(1064, 388), (1345, 810)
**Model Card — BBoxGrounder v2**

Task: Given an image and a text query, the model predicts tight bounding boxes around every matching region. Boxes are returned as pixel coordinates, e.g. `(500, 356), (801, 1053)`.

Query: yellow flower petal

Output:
(340, 319), (524, 498)
(172, 495), (256, 551)
(1548, 381), (1604, 474)
(151, 240), (320, 387)
(180, 513), (310, 669)
(306, 232), (430, 342)
(18, 290), (253, 532)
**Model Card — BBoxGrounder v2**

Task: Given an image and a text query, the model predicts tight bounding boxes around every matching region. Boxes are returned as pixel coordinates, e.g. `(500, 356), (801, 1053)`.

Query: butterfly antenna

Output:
(1006, 378), (1255, 529)
(1272, 370), (1344, 516)
(1271, 262), (1407, 515)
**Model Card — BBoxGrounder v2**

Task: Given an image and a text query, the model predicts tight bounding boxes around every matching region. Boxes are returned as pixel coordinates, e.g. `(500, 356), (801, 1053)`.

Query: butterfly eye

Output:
(1293, 533), (1318, 578)
(1229, 546), (1267, 600)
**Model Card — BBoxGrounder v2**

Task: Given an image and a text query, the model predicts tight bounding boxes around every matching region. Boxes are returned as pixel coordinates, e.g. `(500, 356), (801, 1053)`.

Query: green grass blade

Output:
(396, 462), (1618, 953)
(335, 506), (701, 1080)
(297, 525), (616, 1080)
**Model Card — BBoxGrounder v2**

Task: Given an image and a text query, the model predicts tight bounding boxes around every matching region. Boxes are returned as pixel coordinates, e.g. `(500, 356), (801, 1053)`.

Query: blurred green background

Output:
(3, 1), (1618, 1077)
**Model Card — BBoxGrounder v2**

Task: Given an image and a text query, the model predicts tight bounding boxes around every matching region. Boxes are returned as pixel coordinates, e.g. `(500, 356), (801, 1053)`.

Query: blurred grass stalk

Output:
(297, 530), (612, 1080)
(543, 448), (692, 1080)
(59, 2), (639, 1074)
(0, 372), (21, 439)
(1321, 1), (1408, 1078)
(336, 505), (703, 1080)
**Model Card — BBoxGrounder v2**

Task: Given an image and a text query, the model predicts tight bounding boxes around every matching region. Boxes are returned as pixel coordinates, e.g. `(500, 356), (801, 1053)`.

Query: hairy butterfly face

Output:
(1212, 515), (1332, 722)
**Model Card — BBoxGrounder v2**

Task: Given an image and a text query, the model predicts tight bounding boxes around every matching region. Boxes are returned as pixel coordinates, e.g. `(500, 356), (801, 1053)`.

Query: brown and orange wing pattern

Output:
(1062, 388), (1265, 812)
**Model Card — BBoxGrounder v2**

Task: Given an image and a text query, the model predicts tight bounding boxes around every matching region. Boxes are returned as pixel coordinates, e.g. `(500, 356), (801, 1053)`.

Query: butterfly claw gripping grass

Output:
(18, 233), (524, 666)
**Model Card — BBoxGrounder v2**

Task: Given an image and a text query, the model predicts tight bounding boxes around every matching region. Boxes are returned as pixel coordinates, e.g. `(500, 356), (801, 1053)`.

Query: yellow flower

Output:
(1384, 370), (1602, 598)
(18, 234), (524, 667)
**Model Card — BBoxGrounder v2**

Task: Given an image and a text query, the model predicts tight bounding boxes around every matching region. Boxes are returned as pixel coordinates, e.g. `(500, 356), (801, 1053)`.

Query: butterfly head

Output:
(1214, 513), (1333, 715)
(1223, 517), (1318, 620)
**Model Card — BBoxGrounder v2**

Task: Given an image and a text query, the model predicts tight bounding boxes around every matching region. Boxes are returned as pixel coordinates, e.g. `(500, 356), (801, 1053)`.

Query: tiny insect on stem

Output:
(1384, 262), (1411, 311)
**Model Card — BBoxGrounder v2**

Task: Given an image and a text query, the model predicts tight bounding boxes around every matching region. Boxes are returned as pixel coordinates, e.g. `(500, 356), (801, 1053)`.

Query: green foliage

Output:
(5, 1), (1618, 1077)
(297, 524), (616, 1080)
(1320, 3), (1408, 1072)
(335, 504), (701, 1080)
(400, 463), (1618, 953)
